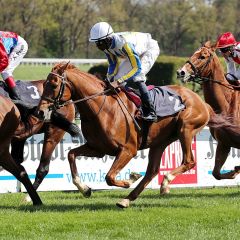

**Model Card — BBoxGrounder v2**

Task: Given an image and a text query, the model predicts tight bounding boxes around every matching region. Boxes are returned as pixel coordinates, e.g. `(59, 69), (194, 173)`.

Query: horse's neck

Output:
(203, 57), (231, 113)
(70, 71), (115, 120)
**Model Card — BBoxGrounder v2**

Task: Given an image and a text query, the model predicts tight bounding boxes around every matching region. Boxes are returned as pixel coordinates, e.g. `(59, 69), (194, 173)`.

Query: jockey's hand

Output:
(110, 80), (121, 89)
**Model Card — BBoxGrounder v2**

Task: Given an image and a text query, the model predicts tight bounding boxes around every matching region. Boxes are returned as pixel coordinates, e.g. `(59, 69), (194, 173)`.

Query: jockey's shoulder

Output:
(0, 31), (18, 39)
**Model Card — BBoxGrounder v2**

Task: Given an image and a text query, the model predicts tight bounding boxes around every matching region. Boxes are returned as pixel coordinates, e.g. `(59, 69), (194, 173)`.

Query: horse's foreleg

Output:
(11, 139), (25, 164)
(117, 146), (165, 208)
(0, 150), (42, 205)
(68, 143), (104, 197)
(105, 148), (137, 188)
(212, 143), (237, 179)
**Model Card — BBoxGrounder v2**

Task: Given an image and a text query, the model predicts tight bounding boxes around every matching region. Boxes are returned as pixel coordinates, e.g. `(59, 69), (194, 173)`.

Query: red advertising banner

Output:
(158, 136), (197, 185)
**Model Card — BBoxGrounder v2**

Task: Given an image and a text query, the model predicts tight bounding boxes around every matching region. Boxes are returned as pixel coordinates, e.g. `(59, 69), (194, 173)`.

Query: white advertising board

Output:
(1, 127), (240, 193)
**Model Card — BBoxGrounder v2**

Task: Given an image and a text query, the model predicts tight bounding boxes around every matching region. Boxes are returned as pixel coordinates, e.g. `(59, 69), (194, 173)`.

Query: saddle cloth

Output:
(124, 85), (185, 117)
(0, 80), (41, 107)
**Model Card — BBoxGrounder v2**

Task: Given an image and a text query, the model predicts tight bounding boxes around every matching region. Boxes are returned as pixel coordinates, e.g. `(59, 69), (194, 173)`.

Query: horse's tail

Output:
(206, 104), (240, 134)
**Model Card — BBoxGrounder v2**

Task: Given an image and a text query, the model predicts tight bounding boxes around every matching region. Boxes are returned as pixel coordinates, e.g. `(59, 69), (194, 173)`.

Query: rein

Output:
(43, 72), (111, 109)
(186, 50), (240, 91)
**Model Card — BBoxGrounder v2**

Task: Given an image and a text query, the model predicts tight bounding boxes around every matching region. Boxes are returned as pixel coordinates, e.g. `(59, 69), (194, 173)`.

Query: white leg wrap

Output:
(73, 176), (88, 194)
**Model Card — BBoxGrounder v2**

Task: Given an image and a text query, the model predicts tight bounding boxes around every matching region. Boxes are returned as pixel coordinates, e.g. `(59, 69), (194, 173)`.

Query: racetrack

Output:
(0, 187), (239, 240)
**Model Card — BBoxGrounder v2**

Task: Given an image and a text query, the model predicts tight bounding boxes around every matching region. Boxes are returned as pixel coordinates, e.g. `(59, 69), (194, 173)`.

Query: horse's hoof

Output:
(160, 186), (170, 195)
(234, 166), (240, 173)
(129, 172), (142, 183)
(82, 187), (92, 198)
(116, 199), (130, 208)
(24, 194), (32, 203)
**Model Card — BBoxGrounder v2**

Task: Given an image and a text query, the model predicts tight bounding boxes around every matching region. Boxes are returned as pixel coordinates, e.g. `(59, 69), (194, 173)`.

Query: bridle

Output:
(186, 47), (214, 83)
(42, 70), (111, 110)
(186, 47), (239, 90)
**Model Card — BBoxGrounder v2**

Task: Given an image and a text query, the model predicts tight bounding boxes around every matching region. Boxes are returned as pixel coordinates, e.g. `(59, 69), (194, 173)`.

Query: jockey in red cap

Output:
(217, 32), (240, 82)
(0, 31), (28, 104)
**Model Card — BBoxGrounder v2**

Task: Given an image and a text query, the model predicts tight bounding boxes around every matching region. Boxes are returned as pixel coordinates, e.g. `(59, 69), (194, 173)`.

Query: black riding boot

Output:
(9, 86), (33, 108)
(9, 86), (21, 100)
(136, 81), (157, 122)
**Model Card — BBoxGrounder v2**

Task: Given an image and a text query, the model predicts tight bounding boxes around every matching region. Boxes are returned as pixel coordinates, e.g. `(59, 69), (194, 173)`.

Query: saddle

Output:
(123, 85), (185, 117)
(0, 80), (41, 109)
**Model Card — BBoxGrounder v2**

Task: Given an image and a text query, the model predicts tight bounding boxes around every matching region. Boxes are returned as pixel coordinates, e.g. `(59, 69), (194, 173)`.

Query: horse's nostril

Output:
(35, 110), (44, 119)
(180, 71), (185, 77)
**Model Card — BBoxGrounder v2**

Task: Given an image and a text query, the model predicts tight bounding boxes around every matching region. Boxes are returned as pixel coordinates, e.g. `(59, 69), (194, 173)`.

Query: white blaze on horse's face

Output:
(177, 65), (191, 83)
(177, 48), (206, 83)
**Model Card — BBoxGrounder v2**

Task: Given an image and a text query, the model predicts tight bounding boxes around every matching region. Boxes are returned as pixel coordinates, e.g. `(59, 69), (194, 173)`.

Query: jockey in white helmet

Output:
(89, 22), (160, 122)
(216, 32), (240, 82)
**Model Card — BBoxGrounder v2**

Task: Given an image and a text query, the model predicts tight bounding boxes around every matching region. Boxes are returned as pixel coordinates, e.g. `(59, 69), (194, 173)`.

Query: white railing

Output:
(21, 58), (107, 66)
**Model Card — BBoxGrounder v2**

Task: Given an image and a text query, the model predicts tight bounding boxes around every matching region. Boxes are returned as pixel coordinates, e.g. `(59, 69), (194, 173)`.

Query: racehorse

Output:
(177, 41), (240, 180)
(2, 79), (78, 199)
(0, 95), (42, 205)
(36, 62), (232, 208)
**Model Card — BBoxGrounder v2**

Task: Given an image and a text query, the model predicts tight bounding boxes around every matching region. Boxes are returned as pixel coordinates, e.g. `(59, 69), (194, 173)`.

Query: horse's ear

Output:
(211, 42), (218, 52)
(204, 41), (211, 48)
(63, 61), (70, 71)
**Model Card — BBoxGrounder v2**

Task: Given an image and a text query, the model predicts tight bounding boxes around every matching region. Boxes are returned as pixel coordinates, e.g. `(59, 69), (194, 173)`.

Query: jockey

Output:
(89, 22), (160, 122)
(216, 32), (240, 82)
(0, 31), (28, 103)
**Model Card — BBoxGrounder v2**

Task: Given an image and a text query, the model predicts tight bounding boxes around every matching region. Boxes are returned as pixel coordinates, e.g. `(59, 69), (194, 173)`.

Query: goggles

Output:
(219, 47), (232, 53)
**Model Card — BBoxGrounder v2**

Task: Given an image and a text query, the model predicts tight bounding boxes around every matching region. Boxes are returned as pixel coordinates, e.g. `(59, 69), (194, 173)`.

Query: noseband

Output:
(186, 48), (214, 81)
(43, 70), (112, 110)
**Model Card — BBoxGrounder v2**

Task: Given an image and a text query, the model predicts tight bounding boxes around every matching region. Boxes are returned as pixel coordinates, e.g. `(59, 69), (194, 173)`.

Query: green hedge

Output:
(88, 55), (187, 85)
(87, 55), (226, 88)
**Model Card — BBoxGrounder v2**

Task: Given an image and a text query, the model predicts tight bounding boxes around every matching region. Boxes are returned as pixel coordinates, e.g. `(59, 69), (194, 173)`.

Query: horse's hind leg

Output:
(117, 146), (166, 208)
(212, 142), (238, 179)
(160, 127), (197, 195)
(68, 143), (105, 197)
(0, 150), (42, 205)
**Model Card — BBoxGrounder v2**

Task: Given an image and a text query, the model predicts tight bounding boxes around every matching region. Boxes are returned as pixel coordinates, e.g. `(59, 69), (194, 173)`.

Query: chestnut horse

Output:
(0, 95), (42, 205)
(37, 62), (233, 208)
(4, 80), (77, 200)
(177, 41), (240, 180)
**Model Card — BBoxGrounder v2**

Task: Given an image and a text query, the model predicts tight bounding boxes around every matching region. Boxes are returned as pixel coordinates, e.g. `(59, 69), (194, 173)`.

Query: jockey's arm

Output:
(105, 52), (119, 81)
(226, 60), (236, 80)
(0, 40), (9, 72)
(117, 43), (141, 83)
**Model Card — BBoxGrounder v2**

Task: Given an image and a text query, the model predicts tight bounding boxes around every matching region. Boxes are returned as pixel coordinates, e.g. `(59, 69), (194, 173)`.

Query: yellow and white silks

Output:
(104, 32), (160, 83)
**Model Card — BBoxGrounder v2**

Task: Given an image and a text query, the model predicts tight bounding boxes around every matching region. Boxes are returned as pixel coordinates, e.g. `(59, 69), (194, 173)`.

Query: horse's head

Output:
(39, 62), (75, 114)
(177, 41), (217, 83)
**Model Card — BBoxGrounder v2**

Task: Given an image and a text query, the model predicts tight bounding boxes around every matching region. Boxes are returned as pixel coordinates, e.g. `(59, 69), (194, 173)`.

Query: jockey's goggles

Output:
(95, 39), (106, 46)
(219, 47), (232, 53)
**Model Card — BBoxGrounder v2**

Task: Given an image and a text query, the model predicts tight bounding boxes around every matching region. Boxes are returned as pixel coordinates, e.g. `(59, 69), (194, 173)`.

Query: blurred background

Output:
(1, 0), (239, 92)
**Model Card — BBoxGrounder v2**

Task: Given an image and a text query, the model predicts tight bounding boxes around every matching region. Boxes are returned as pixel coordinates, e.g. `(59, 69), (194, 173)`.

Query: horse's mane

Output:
(53, 62), (106, 88)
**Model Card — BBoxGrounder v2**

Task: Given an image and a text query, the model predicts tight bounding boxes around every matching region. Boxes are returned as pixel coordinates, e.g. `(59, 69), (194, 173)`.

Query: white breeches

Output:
(1, 36), (28, 80)
(114, 39), (160, 82)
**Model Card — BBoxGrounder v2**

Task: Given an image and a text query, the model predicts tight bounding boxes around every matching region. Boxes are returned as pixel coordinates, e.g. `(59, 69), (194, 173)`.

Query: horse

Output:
(1, 79), (79, 200)
(36, 62), (232, 208)
(177, 41), (240, 180)
(0, 95), (42, 205)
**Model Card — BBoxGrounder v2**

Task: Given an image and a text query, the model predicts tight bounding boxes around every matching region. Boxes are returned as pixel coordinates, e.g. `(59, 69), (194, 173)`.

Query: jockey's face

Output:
(95, 38), (112, 51)
(219, 46), (233, 57)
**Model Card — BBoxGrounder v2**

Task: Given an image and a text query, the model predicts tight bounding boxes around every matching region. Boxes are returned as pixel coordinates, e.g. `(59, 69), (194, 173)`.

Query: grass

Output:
(13, 64), (91, 80)
(0, 187), (240, 240)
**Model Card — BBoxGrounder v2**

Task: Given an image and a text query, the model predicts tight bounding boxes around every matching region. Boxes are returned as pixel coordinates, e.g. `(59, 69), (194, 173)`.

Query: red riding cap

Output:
(217, 32), (237, 48)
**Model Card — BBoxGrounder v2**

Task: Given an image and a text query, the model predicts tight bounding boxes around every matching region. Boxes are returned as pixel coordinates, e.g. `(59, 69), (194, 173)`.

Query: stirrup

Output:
(142, 113), (158, 122)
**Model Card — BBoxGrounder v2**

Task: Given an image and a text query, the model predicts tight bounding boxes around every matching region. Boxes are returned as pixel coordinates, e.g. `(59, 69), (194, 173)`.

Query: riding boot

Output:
(6, 77), (32, 108)
(136, 81), (157, 122)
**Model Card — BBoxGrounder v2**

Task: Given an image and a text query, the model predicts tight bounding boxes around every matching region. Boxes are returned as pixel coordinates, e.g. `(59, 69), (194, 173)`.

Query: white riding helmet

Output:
(89, 22), (114, 42)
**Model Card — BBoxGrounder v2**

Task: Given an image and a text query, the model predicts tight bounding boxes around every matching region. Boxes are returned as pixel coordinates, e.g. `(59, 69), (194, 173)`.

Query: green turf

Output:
(13, 64), (91, 80)
(0, 187), (239, 240)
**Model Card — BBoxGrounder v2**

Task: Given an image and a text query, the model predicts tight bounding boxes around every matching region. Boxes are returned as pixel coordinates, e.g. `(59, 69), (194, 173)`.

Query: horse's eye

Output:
(199, 55), (205, 60)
